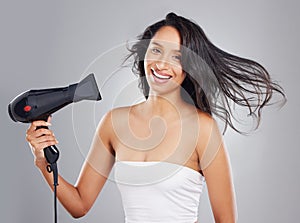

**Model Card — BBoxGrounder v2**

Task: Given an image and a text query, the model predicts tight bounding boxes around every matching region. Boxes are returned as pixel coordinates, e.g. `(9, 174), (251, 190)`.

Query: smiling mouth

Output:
(151, 68), (172, 80)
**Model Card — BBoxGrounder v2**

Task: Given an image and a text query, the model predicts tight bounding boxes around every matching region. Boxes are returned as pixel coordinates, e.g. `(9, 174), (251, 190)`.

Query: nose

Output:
(155, 58), (170, 70)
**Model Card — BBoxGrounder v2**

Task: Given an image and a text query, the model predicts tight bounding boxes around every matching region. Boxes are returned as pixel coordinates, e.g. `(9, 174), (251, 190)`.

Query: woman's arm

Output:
(26, 111), (115, 218)
(197, 113), (238, 223)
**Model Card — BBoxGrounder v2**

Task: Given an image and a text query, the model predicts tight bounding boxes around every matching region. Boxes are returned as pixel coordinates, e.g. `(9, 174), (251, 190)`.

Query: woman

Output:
(26, 12), (285, 223)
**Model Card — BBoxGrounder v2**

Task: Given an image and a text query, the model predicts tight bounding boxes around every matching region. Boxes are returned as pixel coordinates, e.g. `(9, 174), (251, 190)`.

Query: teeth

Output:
(151, 68), (172, 79)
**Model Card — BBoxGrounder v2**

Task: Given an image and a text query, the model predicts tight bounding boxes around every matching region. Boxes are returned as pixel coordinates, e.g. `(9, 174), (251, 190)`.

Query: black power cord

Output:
(46, 162), (59, 223)
(37, 125), (60, 223)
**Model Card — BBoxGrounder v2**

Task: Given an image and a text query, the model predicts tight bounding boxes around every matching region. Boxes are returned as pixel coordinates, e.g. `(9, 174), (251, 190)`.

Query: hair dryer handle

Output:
(35, 126), (60, 164)
(44, 145), (60, 164)
(36, 125), (59, 186)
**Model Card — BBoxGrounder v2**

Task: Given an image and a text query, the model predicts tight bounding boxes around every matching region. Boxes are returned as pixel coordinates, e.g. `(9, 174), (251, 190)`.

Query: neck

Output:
(144, 89), (186, 117)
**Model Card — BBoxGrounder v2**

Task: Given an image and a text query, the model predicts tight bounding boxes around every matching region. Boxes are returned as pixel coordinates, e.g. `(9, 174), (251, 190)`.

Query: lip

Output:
(150, 68), (172, 84)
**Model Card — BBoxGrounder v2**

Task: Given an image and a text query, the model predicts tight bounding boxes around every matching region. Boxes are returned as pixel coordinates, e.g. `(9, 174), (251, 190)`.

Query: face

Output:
(144, 26), (186, 96)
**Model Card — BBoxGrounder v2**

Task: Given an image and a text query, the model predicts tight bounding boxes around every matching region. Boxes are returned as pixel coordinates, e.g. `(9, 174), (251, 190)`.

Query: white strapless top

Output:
(112, 161), (205, 223)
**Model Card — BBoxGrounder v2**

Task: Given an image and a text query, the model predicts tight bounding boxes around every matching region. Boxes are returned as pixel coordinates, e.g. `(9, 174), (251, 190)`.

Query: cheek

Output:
(143, 60), (150, 75)
(177, 71), (186, 85)
(175, 66), (185, 79)
(143, 54), (155, 75)
(143, 52), (149, 73)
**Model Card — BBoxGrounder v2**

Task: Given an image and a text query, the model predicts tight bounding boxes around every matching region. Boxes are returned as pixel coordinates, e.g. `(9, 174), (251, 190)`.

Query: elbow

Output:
(70, 206), (89, 219)
(69, 189), (92, 218)
(71, 210), (88, 219)
(72, 214), (85, 219)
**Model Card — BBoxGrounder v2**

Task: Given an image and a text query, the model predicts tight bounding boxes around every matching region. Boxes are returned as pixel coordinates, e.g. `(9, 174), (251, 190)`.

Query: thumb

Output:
(47, 115), (52, 123)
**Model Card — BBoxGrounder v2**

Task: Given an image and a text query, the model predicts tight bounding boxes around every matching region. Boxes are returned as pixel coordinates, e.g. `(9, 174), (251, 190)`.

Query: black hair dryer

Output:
(8, 73), (102, 185)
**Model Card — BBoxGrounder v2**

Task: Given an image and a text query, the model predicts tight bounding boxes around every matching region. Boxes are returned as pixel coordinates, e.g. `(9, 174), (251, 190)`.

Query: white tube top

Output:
(113, 161), (205, 223)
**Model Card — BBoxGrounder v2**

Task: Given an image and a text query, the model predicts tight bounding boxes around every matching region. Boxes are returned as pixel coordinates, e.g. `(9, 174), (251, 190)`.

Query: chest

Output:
(111, 115), (200, 170)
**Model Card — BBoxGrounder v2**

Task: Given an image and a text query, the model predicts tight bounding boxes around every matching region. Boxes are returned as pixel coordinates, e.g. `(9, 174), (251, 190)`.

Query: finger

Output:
(39, 141), (58, 150)
(27, 128), (53, 141)
(26, 129), (55, 145)
(31, 138), (58, 151)
(47, 116), (52, 123)
(34, 135), (58, 144)
(27, 122), (38, 134)
(32, 120), (52, 129)
(34, 140), (58, 151)
(27, 121), (51, 136)
(34, 128), (54, 137)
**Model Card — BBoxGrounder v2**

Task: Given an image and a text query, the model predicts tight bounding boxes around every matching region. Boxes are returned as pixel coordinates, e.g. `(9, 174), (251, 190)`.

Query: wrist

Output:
(35, 158), (48, 170)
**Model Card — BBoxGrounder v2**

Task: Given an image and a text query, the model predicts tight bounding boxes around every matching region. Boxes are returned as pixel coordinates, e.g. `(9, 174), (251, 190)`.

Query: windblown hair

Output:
(124, 12), (286, 134)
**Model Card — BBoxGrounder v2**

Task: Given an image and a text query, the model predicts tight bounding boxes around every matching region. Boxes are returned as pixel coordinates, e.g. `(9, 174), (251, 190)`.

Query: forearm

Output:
(38, 161), (88, 218)
(26, 119), (112, 218)
(215, 216), (237, 223)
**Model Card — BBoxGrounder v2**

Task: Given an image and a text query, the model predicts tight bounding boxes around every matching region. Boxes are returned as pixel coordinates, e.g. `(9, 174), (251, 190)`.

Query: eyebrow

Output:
(151, 41), (181, 53)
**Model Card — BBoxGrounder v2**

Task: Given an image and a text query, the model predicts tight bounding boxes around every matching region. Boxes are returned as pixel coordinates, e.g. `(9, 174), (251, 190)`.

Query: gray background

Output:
(1, 0), (299, 222)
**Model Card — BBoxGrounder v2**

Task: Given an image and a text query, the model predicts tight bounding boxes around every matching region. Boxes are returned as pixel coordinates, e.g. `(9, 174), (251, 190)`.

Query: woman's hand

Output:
(25, 117), (58, 169)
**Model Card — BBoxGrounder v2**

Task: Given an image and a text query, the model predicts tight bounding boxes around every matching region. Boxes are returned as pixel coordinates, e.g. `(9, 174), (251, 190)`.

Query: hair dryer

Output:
(8, 73), (102, 187)
(8, 73), (101, 123)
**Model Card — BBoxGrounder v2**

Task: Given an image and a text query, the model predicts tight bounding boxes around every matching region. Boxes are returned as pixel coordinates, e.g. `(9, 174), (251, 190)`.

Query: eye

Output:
(151, 47), (161, 54)
(173, 54), (181, 62)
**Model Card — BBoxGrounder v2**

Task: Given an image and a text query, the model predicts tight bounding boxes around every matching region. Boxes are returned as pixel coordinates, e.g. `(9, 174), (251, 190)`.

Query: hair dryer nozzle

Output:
(72, 73), (101, 102)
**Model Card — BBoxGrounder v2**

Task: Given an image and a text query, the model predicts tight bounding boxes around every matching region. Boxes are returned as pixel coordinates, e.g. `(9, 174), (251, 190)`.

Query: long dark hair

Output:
(124, 12), (286, 134)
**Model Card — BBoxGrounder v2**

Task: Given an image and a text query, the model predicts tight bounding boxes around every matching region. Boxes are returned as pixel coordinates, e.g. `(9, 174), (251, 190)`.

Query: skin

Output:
(26, 26), (237, 222)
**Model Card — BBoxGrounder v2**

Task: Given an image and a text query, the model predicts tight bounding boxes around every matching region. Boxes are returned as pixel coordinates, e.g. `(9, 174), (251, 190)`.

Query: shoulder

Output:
(100, 106), (132, 123)
(197, 110), (217, 130)
(98, 105), (136, 135)
(196, 111), (218, 145)
(95, 106), (133, 154)
(195, 111), (223, 159)
(110, 106), (132, 116)
(108, 105), (133, 125)
(109, 102), (145, 122)
(96, 106), (129, 134)
(182, 102), (215, 127)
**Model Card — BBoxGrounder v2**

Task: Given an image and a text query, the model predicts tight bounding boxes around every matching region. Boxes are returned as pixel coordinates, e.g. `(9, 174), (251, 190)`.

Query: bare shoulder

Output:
(109, 102), (145, 121)
(102, 105), (139, 133)
(110, 105), (132, 116)
(197, 110), (217, 130)
(109, 105), (134, 123)
(196, 111), (216, 145)
(96, 106), (131, 136)
(196, 111), (222, 159)
(93, 106), (133, 157)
